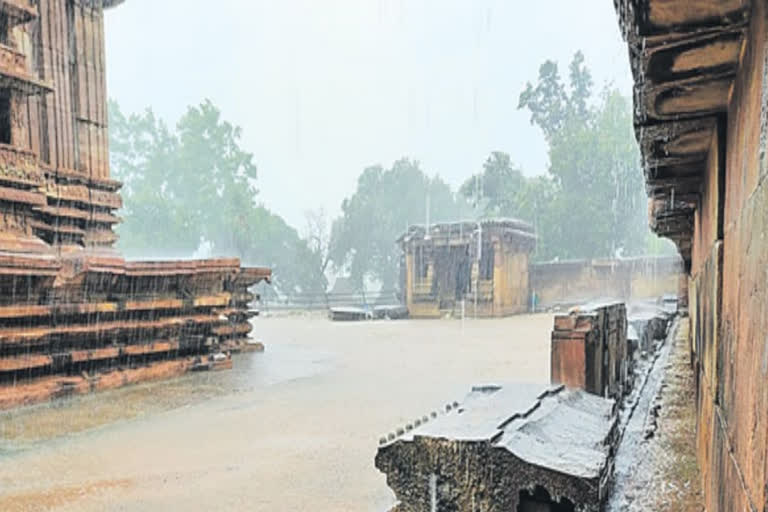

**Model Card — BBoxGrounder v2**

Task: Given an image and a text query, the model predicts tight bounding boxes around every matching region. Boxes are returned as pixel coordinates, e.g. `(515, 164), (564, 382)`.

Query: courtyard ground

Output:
(0, 313), (553, 511)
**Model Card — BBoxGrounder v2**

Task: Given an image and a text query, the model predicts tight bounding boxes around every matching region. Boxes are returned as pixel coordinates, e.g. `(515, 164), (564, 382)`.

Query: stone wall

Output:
(614, 0), (768, 509)
(400, 220), (534, 318)
(0, 2), (272, 408)
(691, 2), (768, 509)
(530, 256), (681, 310)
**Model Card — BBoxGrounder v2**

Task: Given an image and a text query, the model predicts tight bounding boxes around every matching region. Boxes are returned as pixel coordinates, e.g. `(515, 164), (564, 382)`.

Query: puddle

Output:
(0, 342), (335, 452)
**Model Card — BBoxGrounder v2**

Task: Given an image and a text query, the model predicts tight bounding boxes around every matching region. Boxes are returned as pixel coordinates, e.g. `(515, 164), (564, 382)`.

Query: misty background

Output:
(105, 0), (632, 229)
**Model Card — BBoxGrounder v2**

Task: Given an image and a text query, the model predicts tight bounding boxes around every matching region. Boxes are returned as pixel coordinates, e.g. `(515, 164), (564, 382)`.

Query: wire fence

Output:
(259, 289), (402, 312)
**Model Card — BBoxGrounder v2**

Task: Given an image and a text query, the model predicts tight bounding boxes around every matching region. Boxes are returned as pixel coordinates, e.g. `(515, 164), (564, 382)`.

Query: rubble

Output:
(328, 306), (373, 322)
(550, 302), (629, 399)
(626, 300), (674, 355)
(375, 383), (617, 512)
(376, 297), (683, 511)
(328, 304), (408, 321)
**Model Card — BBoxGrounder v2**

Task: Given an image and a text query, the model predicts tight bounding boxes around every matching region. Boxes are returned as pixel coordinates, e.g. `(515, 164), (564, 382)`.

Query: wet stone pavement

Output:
(0, 341), (334, 451)
(608, 317), (704, 511)
(0, 314), (553, 512)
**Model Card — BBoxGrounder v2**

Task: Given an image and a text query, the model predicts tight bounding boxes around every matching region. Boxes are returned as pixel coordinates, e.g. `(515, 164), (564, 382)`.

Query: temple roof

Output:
(613, 0), (751, 269)
(398, 217), (536, 245)
(81, 0), (125, 9)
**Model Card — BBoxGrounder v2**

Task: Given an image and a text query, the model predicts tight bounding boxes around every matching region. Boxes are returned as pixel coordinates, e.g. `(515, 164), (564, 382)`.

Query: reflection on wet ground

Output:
(0, 341), (334, 450)
(0, 314), (553, 512)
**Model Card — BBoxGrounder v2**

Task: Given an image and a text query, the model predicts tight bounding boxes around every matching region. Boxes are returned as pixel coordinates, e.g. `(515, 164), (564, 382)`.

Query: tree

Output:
(109, 100), (191, 252)
(459, 153), (564, 260)
(329, 158), (459, 290)
(109, 99), (327, 294)
(515, 52), (650, 260)
(243, 206), (328, 296)
(303, 207), (332, 283)
(518, 50), (593, 142)
(460, 151), (526, 218)
(461, 52), (657, 261)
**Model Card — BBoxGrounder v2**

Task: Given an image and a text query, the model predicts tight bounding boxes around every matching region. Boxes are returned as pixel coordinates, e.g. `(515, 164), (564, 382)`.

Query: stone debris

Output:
(551, 302), (629, 400)
(376, 298), (682, 511)
(376, 383), (617, 512)
(328, 305), (408, 322)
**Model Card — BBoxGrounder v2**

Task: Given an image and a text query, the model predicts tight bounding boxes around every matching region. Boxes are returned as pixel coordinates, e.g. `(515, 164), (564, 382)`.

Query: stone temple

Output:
(0, 0), (269, 409)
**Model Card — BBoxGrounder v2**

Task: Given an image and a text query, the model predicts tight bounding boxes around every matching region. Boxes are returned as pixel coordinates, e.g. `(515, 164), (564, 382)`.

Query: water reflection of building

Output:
(398, 219), (536, 318)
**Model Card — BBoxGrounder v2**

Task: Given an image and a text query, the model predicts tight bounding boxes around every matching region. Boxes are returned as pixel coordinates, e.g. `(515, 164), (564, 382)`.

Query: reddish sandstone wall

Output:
(16, 0), (110, 178)
(551, 303), (628, 400)
(692, 1), (768, 509)
(0, 3), (273, 408)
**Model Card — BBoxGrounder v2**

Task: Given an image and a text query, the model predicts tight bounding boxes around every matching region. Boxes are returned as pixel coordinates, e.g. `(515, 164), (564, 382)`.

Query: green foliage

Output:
(474, 52), (650, 261)
(329, 158), (460, 290)
(459, 152), (525, 217)
(110, 53), (671, 298)
(518, 51), (594, 142)
(460, 51), (662, 261)
(543, 88), (648, 259)
(108, 99), (327, 295)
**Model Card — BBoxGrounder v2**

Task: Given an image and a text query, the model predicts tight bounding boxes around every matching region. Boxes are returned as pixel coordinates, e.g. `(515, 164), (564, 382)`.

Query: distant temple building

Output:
(398, 219), (536, 318)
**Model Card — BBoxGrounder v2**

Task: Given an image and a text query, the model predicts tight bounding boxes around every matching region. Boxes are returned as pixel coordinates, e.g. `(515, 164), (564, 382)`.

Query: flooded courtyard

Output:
(0, 314), (552, 512)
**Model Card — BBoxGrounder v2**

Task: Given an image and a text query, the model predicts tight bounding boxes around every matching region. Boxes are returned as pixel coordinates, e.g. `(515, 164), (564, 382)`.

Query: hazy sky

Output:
(105, 0), (631, 230)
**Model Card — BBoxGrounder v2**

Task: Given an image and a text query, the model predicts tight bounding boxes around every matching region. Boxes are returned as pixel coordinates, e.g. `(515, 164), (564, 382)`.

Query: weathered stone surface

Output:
(614, 0), (750, 269)
(551, 302), (629, 400)
(530, 255), (682, 309)
(399, 219), (535, 318)
(376, 383), (617, 512)
(0, 2), (272, 407)
(615, 1), (768, 510)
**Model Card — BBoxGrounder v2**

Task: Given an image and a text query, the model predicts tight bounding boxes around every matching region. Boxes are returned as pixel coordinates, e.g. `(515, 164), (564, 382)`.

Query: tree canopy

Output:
(109, 99), (327, 295)
(520, 52), (651, 259)
(329, 158), (460, 290)
(110, 54), (672, 298)
(460, 52), (663, 261)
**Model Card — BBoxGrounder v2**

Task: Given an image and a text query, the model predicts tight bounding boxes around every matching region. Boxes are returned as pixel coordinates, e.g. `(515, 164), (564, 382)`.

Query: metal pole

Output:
(475, 221), (481, 319)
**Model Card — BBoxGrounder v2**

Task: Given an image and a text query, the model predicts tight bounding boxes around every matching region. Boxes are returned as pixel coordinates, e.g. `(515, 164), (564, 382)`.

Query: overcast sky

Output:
(105, 0), (631, 230)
